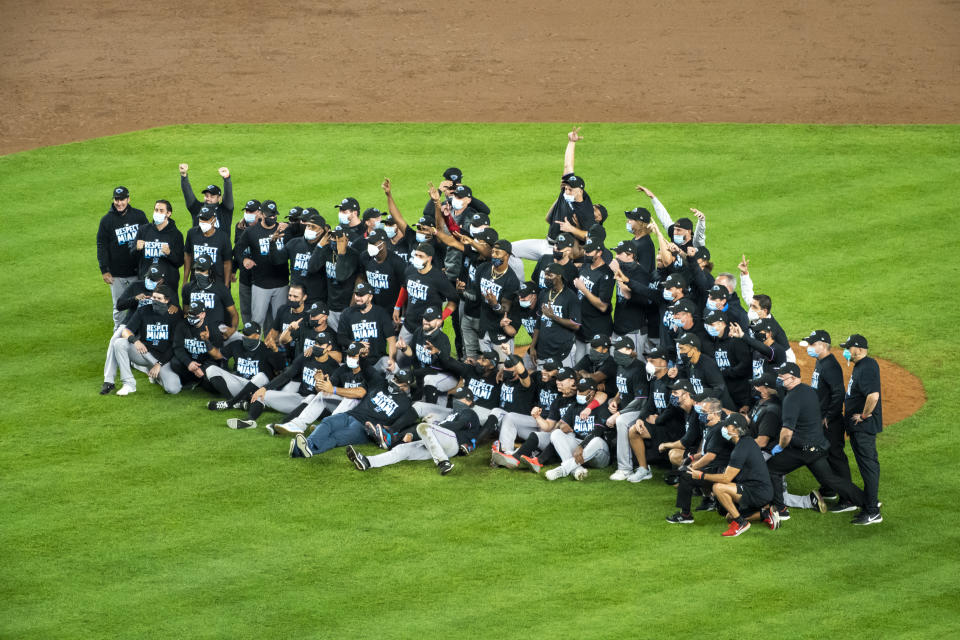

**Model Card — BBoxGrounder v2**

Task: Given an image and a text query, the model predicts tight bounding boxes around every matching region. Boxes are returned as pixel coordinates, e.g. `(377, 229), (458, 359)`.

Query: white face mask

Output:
(626, 222), (634, 234)
(304, 229), (318, 241)
(199, 221), (213, 233)
(469, 225), (483, 236)
(367, 244), (380, 257)
(645, 361), (657, 376)
(748, 309), (760, 322)
(451, 197), (465, 211)
(384, 226), (397, 238)
(346, 357), (359, 369)
(563, 193), (576, 203)
(243, 212), (257, 224)
(411, 256), (426, 270)
(153, 212), (166, 225)
(338, 211), (351, 225)
(519, 299), (532, 309)
(576, 394), (588, 405)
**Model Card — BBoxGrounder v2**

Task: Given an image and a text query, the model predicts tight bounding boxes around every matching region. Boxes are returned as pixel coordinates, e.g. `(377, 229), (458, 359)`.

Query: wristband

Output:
(127, 335), (138, 344)
(587, 399), (600, 410)
(771, 444), (783, 456)
(441, 306), (454, 321)
(332, 388), (337, 397)
(394, 307), (401, 311)
(519, 369), (529, 379)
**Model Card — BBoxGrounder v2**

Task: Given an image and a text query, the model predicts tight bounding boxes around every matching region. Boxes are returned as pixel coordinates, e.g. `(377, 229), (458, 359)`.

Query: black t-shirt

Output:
(273, 235), (326, 303)
(727, 436), (773, 495)
(558, 401), (612, 439)
(532, 256), (578, 291)
(185, 227), (232, 282)
(271, 305), (309, 361)
(702, 423), (735, 470)
(330, 364), (368, 391)
(781, 383), (829, 449)
(535, 286), (581, 359)
(574, 353), (618, 391)
(182, 281), (235, 330)
(747, 335), (788, 380)
(223, 340), (283, 380)
(683, 355), (735, 411)
(612, 260), (654, 335)
(337, 304), (393, 358)
(477, 261), (521, 340)
(613, 360), (649, 409)
(116, 280), (155, 325)
(643, 376), (672, 418)
(125, 306), (180, 364)
(410, 327), (452, 371)
(294, 326), (338, 359)
(386, 227), (418, 264)
(361, 250), (408, 311)
(350, 384), (416, 429)
(133, 220), (185, 291)
(537, 378), (561, 412)
(845, 356), (883, 433)
(173, 318), (224, 368)
(309, 244), (359, 313)
(631, 235), (656, 276)
(546, 190), (594, 243)
(710, 334), (753, 408)
(750, 397), (782, 448)
(402, 264), (458, 332)
(235, 224), (289, 289)
(812, 354), (845, 422)
(547, 394), (577, 423)
(499, 374), (537, 413)
(436, 406), (484, 446)
(575, 261), (614, 340)
(458, 250), (485, 319)
(268, 354), (340, 396)
(465, 369), (500, 409)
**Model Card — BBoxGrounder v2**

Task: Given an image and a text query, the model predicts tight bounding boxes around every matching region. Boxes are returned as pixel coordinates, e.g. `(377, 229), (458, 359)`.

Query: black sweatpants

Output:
(676, 474), (715, 513)
(767, 445), (865, 509)
(849, 430), (880, 513)
(823, 415), (852, 484)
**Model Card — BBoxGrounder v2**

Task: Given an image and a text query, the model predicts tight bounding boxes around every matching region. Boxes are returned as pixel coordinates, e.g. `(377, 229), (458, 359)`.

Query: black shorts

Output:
(738, 483), (773, 516)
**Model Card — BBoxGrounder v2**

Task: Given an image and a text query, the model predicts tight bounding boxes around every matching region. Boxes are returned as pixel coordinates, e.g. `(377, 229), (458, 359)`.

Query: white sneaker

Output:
(609, 469), (632, 481)
(116, 384), (136, 396)
(627, 467), (653, 483)
(573, 467), (589, 481)
(545, 467), (566, 481)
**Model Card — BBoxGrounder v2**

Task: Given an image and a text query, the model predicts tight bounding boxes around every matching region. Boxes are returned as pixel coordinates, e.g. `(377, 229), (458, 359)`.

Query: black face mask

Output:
(553, 250), (564, 260)
(187, 315), (203, 327)
(588, 350), (606, 364)
(452, 400), (470, 412)
(388, 381), (405, 395)
(613, 351), (635, 367)
(288, 299), (302, 309)
(309, 318), (323, 329)
(263, 215), (278, 227)
(242, 337), (259, 350)
(195, 273), (212, 288)
(152, 300), (168, 314)
(474, 363), (489, 376)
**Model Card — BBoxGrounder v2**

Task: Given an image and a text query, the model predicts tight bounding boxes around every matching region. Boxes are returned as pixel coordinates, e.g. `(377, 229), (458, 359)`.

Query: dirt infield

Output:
(2, 1), (958, 155)
(2, 0), (933, 423)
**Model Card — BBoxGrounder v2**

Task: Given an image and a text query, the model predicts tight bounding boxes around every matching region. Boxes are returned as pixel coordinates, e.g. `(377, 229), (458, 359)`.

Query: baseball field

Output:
(2, 2), (959, 638)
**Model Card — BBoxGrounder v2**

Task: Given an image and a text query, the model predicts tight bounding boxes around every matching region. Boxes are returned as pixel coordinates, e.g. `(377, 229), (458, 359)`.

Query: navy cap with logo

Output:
(443, 167), (463, 183)
(694, 246), (711, 262)
(113, 186), (129, 199)
(470, 212), (490, 227)
(262, 200), (278, 215)
(707, 284), (729, 301)
(416, 242), (435, 257)
(555, 233), (575, 250)
(519, 281), (536, 297)
(615, 240), (637, 255)
(541, 357), (559, 371)
(751, 372), (778, 390)
(544, 262), (564, 276)
(703, 309), (726, 325)
(625, 207), (651, 222)
(194, 254), (214, 272)
(563, 174), (585, 189)
(670, 298), (697, 316)
(476, 228), (499, 246)
(146, 265), (164, 281)
(422, 306), (441, 321)
(346, 341), (363, 357)
(480, 348), (500, 362)
(556, 367), (576, 381)
(244, 199), (261, 212)
(668, 378), (695, 393)
(453, 185), (473, 199)
(663, 273), (688, 290)
(186, 301), (205, 317)
(777, 362), (802, 378)
(335, 197), (360, 211)
(577, 377), (598, 392)
(493, 239), (512, 255)
(676, 332), (702, 350)
(311, 333), (333, 349)
(583, 238), (602, 254)
(301, 211), (323, 226)
(198, 205), (217, 220)
(367, 229), (387, 245)
(287, 206), (304, 221)
(722, 412), (749, 431)
(587, 223), (606, 242)
(594, 204), (608, 222)
(504, 354), (522, 369)
(362, 207), (383, 221)
(394, 368), (415, 384)
(840, 334), (868, 349)
(646, 346), (670, 361)
(674, 217), (694, 231)
(308, 301), (329, 315)
(202, 184), (222, 196)
(611, 335), (634, 351)
(799, 330), (832, 346)
(589, 334), (610, 349)
(354, 282), (372, 296)
(241, 321), (261, 336)
(451, 385), (474, 401)
(751, 318), (776, 336)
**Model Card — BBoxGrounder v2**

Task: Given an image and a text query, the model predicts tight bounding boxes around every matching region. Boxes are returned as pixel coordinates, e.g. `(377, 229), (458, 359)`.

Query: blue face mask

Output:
(693, 405), (705, 415)
(384, 226), (397, 238)
(492, 258), (504, 267)
(672, 234), (685, 245)
(626, 222), (634, 234)
(705, 324), (719, 337)
(807, 347), (819, 358)
(721, 427), (733, 441)
(843, 348), (852, 361)
(662, 289), (674, 301)
(415, 233), (427, 243)
(144, 277), (158, 291)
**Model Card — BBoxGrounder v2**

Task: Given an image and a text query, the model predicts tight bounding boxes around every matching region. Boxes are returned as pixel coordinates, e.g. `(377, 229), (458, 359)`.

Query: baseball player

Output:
(131, 199), (185, 292)
(234, 199), (289, 329)
(181, 254), (239, 343)
(544, 377), (613, 481)
(605, 337), (652, 481)
(170, 301), (225, 391)
(179, 164), (233, 233)
(97, 185), (148, 329)
(205, 321), (284, 410)
(269, 209), (328, 305)
(393, 243), (458, 344)
(528, 262), (582, 368)
(106, 285), (183, 395)
(183, 205), (232, 286)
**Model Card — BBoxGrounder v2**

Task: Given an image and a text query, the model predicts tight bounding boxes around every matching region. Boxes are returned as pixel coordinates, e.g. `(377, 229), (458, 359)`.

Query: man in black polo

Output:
(838, 334), (884, 525)
(766, 363), (866, 521)
(98, 185), (149, 329)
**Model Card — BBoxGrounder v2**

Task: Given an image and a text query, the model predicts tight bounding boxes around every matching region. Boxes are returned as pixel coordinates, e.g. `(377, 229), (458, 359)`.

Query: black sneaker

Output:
(665, 512), (695, 524)
(99, 382), (115, 395)
(851, 511), (883, 526)
(459, 439), (476, 456)
(346, 445), (370, 471)
(663, 472), (680, 486)
(437, 460), (454, 475)
(695, 497), (717, 512)
(810, 490), (826, 513)
(227, 419), (257, 430)
(208, 400), (230, 411)
(819, 489), (839, 501)
(829, 500), (858, 513)
(231, 401), (249, 411)
(776, 506), (791, 521)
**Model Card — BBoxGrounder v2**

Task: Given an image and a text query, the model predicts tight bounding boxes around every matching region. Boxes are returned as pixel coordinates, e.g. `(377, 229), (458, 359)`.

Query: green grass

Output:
(1, 123), (959, 638)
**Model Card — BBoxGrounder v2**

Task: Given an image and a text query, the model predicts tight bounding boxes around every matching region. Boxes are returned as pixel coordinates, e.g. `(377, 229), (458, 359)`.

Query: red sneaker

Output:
(520, 455), (542, 474)
(722, 520), (751, 537)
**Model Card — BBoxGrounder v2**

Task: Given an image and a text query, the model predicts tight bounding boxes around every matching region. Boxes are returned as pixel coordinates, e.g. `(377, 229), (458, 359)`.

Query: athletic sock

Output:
(209, 376), (230, 397)
(248, 401), (265, 420)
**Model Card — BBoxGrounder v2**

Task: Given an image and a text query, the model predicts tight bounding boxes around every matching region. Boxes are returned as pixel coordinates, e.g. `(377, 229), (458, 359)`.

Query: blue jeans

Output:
(305, 413), (367, 455)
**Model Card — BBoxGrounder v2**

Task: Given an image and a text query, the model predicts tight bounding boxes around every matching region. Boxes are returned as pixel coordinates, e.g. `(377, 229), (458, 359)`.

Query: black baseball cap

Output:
(703, 310), (726, 325)
(583, 238), (602, 254)
(475, 228), (499, 246)
(722, 413), (749, 431)
(504, 354), (522, 368)
(777, 363), (802, 378)
(312, 333), (333, 349)
(422, 306), (441, 321)
(541, 357), (559, 372)
(556, 367), (576, 381)
(469, 212), (490, 227)
(479, 348), (499, 362)
(451, 385), (474, 401)
(113, 186), (129, 199)
(394, 368), (415, 384)
(443, 167), (463, 183)
(244, 199), (261, 212)
(145, 265), (164, 281)
(241, 321), (261, 336)
(663, 273), (687, 290)
(186, 301), (205, 316)
(668, 378), (695, 393)
(614, 240), (636, 255)
(577, 377), (598, 392)
(611, 336), (634, 351)
(840, 334), (868, 349)
(194, 254), (214, 272)
(308, 301), (329, 315)
(345, 342), (363, 357)
(202, 184), (221, 196)
(707, 285), (729, 301)
(301, 211), (324, 226)
(198, 205), (217, 220)
(646, 346), (670, 361)
(799, 330), (831, 347)
(287, 206), (304, 221)
(563, 174), (585, 189)
(555, 234), (575, 250)
(453, 185), (473, 199)
(751, 318), (776, 335)
(262, 200), (278, 216)
(354, 282), (372, 296)
(544, 262), (564, 276)
(335, 197), (359, 211)
(676, 332), (702, 350)
(493, 239), (512, 255)
(674, 217), (694, 231)
(367, 229), (387, 245)
(594, 204), (608, 223)
(625, 207), (651, 222)
(751, 372), (778, 390)
(589, 334), (610, 349)
(415, 242), (435, 257)
(670, 298), (697, 316)
(694, 246), (711, 262)
(519, 282), (536, 297)
(362, 207), (383, 221)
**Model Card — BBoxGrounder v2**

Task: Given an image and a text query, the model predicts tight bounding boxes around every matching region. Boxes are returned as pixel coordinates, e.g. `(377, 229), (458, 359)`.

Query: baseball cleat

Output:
(491, 447), (520, 469)
(721, 520), (751, 537)
(520, 455), (543, 474)
(346, 445), (370, 471)
(99, 382), (116, 395)
(227, 419), (257, 430)
(437, 460), (454, 475)
(207, 400), (231, 411)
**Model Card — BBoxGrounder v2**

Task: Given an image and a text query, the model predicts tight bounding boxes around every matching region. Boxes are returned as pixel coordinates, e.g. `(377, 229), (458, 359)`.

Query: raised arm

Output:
(381, 178), (409, 235)
(179, 163), (197, 209)
(636, 185), (673, 230)
(563, 127), (582, 175)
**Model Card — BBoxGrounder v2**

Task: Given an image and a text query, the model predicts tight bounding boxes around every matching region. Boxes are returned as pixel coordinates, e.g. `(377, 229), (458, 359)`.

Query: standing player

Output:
(234, 200), (289, 329)
(183, 206), (232, 286)
(182, 254), (239, 343)
(97, 186), (149, 329)
(131, 199), (185, 292)
(529, 263), (582, 367)
(393, 243), (458, 344)
(179, 164), (233, 232)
